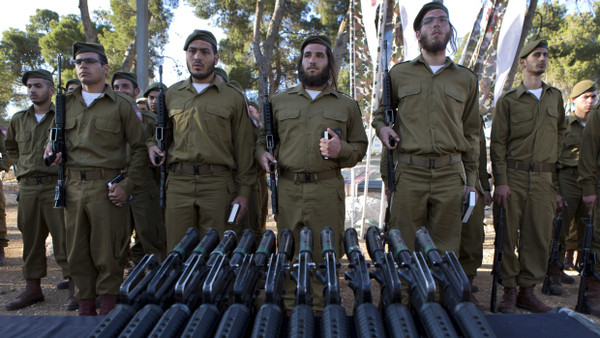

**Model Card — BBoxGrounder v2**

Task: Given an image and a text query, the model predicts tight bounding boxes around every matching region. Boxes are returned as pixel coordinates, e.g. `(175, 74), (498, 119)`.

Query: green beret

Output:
(571, 80), (597, 99)
(73, 42), (108, 63)
(301, 35), (332, 52)
(65, 79), (80, 88)
(143, 82), (167, 98)
(111, 71), (138, 88)
(214, 67), (228, 82)
(184, 30), (217, 50)
(22, 69), (54, 85)
(413, 2), (449, 31)
(518, 39), (548, 58)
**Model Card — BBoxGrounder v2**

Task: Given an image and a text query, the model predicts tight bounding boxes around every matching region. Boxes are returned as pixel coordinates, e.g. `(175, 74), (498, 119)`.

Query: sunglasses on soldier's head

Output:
(75, 58), (104, 65)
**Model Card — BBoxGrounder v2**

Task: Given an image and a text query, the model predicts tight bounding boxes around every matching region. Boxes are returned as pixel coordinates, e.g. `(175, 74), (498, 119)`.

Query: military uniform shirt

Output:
(558, 115), (584, 168)
(578, 105), (600, 195)
(371, 55), (480, 186)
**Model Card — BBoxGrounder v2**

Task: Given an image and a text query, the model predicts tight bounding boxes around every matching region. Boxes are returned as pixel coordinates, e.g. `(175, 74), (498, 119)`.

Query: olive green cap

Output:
(184, 30), (217, 50)
(143, 82), (167, 98)
(214, 67), (228, 82)
(73, 41), (108, 63)
(518, 39), (548, 58)
(571, 80), (597, 99)
(65, 78), (81, 88)
(111, 71), (138, 88)
(413, 2), (449, 31)
(22, 69), (54, 85)
(301, 35), (332, 52)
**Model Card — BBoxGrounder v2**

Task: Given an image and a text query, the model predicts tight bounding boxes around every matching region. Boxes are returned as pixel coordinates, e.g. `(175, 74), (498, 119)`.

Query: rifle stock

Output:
(542, 211), (563, 295)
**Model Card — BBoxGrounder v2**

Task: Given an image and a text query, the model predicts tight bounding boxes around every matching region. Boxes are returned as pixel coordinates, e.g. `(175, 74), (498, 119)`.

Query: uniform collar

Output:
(413, 54), (457, 71)
(289, 82), (340, 100)
(176, 76), (222, 93)
(515, 81), (550, 98)
(567, 114), (586, 126)
(25, 102), (56, 116)
(72, 83), (117, 102)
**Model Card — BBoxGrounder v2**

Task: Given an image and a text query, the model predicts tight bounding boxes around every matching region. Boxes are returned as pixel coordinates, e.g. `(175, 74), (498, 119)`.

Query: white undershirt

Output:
(35, 113), (45, 122)
(429, 65), (444, 74)
(305, 89), (321, 100)
(193, 83), (210, 94)
(528, 88), (543, 100)
(82, 91), (102, 107)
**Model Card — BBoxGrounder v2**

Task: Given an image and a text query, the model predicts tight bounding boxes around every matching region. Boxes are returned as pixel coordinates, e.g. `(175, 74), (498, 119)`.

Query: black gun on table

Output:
(179, 229), (256, 337)
(415, 227), (496, 338)
(366, 226), (418, 338)
(387, 228), (457, 338)
(250, 229), (294, 338)
(263, 73), (278, 215)
(155, 65), (167, 208)
(344, 227), (386, 337)
(490, 205), (505, 313)
(213, 230), (276, 337)
(576, 212), (600, 314)
(117, 228), (200, 338)
(44, 55), (66, 208)
(288, 227), (317, 337)
(315, 227), (348, 338)
(542, 211), (564, 295)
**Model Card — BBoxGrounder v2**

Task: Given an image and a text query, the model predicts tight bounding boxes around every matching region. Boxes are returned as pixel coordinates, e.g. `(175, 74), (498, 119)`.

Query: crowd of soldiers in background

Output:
(0, 1), (598, 324)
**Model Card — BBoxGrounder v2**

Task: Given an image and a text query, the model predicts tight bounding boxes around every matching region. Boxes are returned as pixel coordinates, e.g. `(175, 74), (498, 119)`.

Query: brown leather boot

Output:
(0, 246), (5, 266)
(517, 286), (552, 313)
(78, 298), (97, 316)
(66, 279), (78, 311)
(498, 287), (517, 314)
(564, 249), (576, 271)
(586, 277), (600, 317)
(548, 263), (565, 296)
(99, 294), (118, 316)
(467, 276), (485, 310)
(5, 279), (45, 310)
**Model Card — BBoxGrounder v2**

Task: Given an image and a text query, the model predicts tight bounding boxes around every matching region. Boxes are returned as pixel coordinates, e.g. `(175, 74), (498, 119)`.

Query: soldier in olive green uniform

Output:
(373, 3), (480, 255)
(257, 35), (368, 311)
(65, 79), (81, 93)
(4, 70), (73, 311)
(459, 115), (492, 310)
(111, 73), (166, 264)
(549, 80), (597, 295)
(148, 30), (256, 249)
(45, 42), (147, 316)
(0, 129), (10, 266)
(491, 40), (566, 313)
(578, 102), (600, 317)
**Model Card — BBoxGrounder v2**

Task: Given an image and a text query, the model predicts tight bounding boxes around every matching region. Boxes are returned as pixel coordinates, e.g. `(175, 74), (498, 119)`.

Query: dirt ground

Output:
(0, 179), (597, 326)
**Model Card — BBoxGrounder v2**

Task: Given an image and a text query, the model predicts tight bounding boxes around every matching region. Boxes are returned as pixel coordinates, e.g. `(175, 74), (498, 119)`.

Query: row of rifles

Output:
(87, 225), (495, 338)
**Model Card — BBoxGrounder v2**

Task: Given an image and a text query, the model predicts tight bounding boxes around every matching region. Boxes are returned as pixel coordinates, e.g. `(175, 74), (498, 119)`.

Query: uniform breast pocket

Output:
(93, 117), (122, 150)
(444, 86), (467, 119)
(322, 110), (347, 139)
(168, 107), (186, 135)
(545, 107), (559, 133)
(277, 109), (300, 140)
(397, 84), (421, 124)
(16, 131), (32, 155)
(509, 108), (534, 138)
(203, 107), (231, 141)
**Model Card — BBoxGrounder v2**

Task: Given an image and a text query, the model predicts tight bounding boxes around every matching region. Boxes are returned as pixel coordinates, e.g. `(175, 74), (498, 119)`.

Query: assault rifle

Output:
(576, 212), (600, 314)
(490, 206), (505, 313)
(45, 55), (66, 208)
(415, 227), (496, 338)
(289, 227), (316, 337)
(155, 65), (167, 208)
(387, 228), (457, 338)
(179, 229), (256, 337)
(213, 230), (276, 337)
(263, 73), (278, 215)
(316, 227), (348, 338)
(344, 228), (386, 337)
(382, 40), (396, 192)
(366, 226), (418, 338)
(250, 229), (294, 338)
(542, 211), (564, 295)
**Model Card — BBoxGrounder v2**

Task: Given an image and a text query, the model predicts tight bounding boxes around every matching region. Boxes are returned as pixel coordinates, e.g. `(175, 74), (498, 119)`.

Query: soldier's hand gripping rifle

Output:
(155, 65), (167, 208)
(263, 74), (278, 215)
(490, 206), (505, 313)
(180, 230), (256, 338)
(44, 55), (66, 208)
(213, 230), (276, 338)
(366, 226), (418, 338)
(250, 229), (294, 338)
(288, 227), (317, 337)
(576, 212), (600, 314)
(542, 211), (564, 295)
(344, 227), (386, 337)
(387, 228), (457, 338)
(415, 227), (496, 338)
(316, 227), (348, 338)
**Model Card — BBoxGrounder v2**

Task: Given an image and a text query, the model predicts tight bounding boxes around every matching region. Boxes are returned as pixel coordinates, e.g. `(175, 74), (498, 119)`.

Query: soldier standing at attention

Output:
(65, 79), (81, 93)
(44, 42), (147, 316)
(491, 39), (566, 313)
(373, 2), (480, 254)
(257, 35), (368, 311)
(5, 70), (74, 311)
(148, 30), (256, 248)
(143, 82), (167, 113)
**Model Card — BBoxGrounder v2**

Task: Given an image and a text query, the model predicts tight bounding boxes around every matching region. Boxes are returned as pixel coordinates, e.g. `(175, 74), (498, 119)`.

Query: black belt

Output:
(397, 153), (462, 169)
(67, 168), (122, 180)
(20, 176), (57, 185)
(170, 163), (230, 176)
(507, 161), (553, 173)
(279, 169), (339, 183)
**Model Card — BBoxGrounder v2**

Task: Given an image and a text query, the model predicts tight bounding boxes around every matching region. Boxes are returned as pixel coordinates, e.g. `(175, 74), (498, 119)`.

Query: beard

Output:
(299, 65), (330, 88)
(188, 61), (215, 81)
(420, 29), (451, 53)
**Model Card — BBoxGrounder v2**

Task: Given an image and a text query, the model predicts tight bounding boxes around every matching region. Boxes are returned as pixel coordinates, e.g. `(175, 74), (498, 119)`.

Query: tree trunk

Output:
(332, 15), (349, 80)
(120, 10), (153, 72)
(79, 0), (98, 43)
(502, 0), (538, 92)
